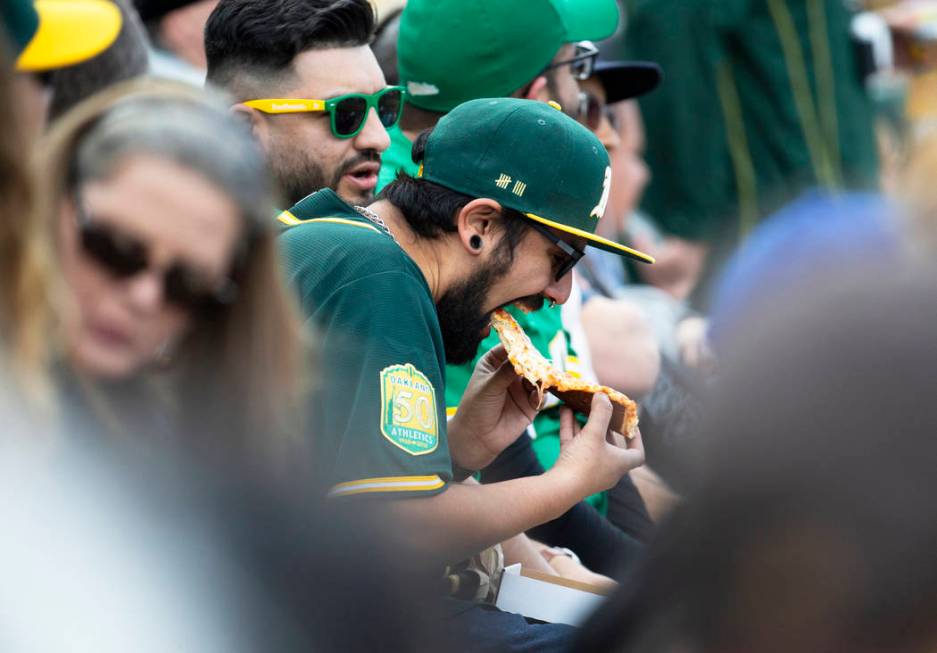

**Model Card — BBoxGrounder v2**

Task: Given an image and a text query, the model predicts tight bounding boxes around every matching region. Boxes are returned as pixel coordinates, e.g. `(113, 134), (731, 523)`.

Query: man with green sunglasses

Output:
(205, 0), (394, 206)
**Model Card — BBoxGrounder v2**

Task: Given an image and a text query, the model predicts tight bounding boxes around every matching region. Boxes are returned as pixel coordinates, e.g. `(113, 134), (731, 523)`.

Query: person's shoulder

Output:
(280, 213), (391, 250)
(275, 191), (427, 300)
(278, 189), (405, 260)
(279, 188), (377, 236)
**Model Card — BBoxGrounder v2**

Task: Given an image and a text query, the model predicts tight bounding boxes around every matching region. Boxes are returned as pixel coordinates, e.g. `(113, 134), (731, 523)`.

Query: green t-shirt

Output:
(444, 304), (608, 514)
(377, 125), (418, 193)
(278, 189), (452, 498)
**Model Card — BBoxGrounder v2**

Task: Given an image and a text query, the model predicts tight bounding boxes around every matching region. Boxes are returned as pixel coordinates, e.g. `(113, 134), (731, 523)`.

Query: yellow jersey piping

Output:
(276, 213), (382, 233)
(328, 474), (446, 497)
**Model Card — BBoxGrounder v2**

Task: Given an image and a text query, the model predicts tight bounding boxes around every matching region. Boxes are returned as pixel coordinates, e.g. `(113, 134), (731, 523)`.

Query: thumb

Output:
(473, 344), (506, 375)
(485, 343), (508, 364)
(488, 355), (523, 392)
(583, 393), (613, 441)
(559, 407), (574, 447)
(527, 385), (541, 410)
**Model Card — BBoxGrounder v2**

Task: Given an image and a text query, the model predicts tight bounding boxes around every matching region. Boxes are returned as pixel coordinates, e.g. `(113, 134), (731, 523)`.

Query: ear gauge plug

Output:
(470, 235), (482, 250)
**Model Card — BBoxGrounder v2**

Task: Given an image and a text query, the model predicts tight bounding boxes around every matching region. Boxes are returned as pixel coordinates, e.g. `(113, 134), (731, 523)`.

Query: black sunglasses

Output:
(543, 41), (599, 81)
(577, 90), (602, 131)
(524, 218), (586, 281)
(74, 193), (238, 311)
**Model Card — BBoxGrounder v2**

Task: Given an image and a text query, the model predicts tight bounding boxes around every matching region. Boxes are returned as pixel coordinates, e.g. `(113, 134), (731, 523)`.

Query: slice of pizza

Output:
(490, 309), (639, 438)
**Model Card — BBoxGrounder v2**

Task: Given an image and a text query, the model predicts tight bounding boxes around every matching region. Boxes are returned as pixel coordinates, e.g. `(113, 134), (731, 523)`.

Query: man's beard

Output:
(436, 265), (500, 365)
(436, 249), (528, 365)
(271, 149), (381, 206)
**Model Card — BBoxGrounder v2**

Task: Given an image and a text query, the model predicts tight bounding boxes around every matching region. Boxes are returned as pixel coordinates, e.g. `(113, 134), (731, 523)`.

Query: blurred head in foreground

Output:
(0, 434), (442, 652)
(578, 264), (937, 653)
(36, 79), (304, 463)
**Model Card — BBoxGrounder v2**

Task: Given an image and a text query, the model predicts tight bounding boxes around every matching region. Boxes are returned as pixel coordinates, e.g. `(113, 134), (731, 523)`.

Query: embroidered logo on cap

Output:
(407, 81), (440, 96)
(590, 167), (612, 219)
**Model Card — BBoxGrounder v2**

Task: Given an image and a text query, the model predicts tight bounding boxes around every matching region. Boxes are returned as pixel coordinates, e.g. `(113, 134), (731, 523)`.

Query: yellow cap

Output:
(547, 100), (562, 111)
(17, 0), (122, 72)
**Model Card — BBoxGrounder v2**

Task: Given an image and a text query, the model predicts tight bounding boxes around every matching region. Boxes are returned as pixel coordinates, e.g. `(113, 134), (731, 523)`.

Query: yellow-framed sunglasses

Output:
(243, 86), (405, 139)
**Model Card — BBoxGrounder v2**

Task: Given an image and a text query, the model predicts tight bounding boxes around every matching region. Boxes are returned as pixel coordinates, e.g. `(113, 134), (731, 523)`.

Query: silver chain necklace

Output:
(354, 205), (399, 246)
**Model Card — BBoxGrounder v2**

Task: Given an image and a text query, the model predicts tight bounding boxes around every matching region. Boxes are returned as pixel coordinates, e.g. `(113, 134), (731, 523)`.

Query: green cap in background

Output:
(398, 0), (620, 113)
(419, 98), (653, 263)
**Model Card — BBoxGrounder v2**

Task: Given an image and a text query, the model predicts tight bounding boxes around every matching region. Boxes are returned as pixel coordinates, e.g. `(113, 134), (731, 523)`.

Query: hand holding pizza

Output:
(553, 393), (645, 498)
(446, 344), (541, 471)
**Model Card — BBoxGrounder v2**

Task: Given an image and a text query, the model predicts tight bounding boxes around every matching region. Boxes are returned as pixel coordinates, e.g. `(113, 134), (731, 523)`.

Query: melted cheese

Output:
(490, 309), (639, 437)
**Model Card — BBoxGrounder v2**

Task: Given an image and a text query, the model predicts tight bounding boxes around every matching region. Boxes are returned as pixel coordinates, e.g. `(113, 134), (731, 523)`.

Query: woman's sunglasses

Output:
(243, 86), (406, 139)
(73, 194), (238, 311)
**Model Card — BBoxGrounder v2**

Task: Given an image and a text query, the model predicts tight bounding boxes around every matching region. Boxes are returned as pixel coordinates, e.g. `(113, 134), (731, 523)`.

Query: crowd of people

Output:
(4, 0), (937, 651)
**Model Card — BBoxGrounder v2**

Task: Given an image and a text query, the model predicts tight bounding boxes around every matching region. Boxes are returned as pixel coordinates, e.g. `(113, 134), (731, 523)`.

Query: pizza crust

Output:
(490, 309), (639, 438)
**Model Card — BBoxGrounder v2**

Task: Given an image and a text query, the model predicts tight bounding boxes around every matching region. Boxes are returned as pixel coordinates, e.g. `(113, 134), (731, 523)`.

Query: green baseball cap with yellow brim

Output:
(5, 0), (122, 72)
(418, 97), (654, 264)
(398, 0), (620, 113)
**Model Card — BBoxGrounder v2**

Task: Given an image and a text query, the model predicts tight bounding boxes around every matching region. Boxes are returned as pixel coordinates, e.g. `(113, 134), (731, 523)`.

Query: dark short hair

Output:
(379, 129), (530, 260)
(371, 7), (403, 86)
(205, 0), (375, 96)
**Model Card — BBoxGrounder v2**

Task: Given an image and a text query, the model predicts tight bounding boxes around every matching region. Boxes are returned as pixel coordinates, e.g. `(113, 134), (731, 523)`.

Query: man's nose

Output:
(543, 269), (574, 306)
(354, 107), (391, 154)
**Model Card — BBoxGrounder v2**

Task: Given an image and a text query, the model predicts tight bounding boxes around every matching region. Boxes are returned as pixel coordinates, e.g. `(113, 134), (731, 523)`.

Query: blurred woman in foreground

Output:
(0, 67), (436, 650)
(36, 79), (306, 470)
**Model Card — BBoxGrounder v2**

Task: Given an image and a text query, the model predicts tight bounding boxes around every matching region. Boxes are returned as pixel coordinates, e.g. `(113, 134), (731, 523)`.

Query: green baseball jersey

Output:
(444, 304), (607, 513)
(377, 125), (418, 194)
(278, 189), (452, 498)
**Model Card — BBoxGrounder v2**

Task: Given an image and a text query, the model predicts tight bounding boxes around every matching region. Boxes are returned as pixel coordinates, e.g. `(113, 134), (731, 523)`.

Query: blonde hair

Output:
(37, 78), (308, 471)
(0, 45), (55, 414)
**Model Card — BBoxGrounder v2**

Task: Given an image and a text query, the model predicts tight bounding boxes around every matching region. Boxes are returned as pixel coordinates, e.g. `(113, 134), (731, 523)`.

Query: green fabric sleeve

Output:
(282, 231), (452, 499)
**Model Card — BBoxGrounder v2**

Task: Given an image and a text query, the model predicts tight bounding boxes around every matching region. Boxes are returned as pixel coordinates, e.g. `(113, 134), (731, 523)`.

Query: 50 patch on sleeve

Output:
(380, 363), (439, 455)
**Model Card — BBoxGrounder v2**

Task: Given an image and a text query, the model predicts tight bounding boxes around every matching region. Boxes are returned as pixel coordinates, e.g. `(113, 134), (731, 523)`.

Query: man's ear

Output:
(231, 104), (271, 149)
(455, 198), (505, 255)
(522, 75), (550, 102)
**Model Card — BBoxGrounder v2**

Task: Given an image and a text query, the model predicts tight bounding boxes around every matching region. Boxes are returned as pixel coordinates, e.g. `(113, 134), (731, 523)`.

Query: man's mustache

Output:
(337, 150), (382, 176)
